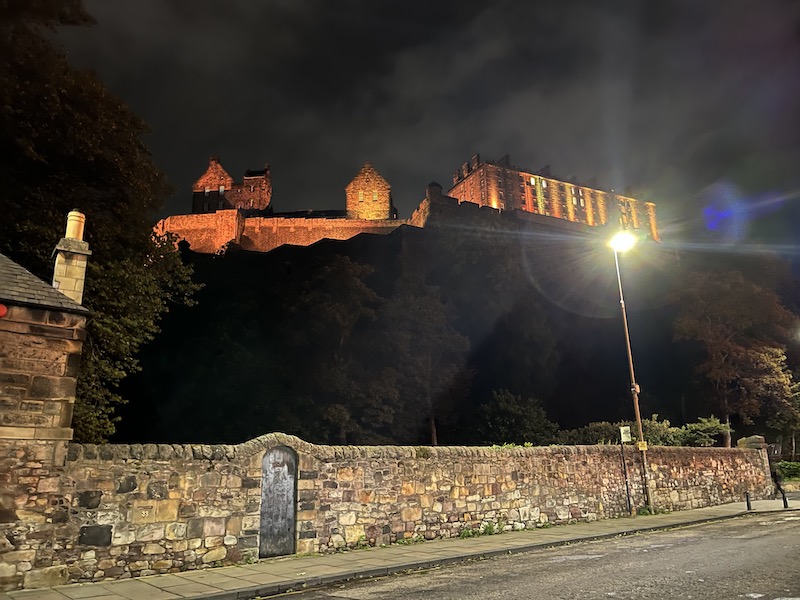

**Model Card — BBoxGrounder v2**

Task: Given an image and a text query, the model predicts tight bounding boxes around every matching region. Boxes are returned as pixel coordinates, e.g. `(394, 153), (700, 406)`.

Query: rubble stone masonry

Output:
(0, 302), (87, 590)
(0, 432), (772, 591)
(155, 210), (407, 255)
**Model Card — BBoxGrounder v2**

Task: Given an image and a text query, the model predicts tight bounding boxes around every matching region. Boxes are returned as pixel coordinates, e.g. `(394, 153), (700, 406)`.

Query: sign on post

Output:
(619, 426), (632, 443)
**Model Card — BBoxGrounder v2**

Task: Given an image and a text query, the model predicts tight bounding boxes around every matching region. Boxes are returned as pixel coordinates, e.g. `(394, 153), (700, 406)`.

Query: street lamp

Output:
(608, 231), (654, 514)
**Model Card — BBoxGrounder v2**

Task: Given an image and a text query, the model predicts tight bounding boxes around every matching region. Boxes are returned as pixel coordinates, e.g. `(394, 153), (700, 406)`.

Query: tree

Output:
(673, 270), (797, 446)
(0, 1), (198, 441)
(476, 389), (559, 446)
(285, 254), (392, 444)
(378, 275), (470, 445)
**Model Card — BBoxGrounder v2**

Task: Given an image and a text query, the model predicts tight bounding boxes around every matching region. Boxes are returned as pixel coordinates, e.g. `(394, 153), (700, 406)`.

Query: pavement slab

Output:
(1, 497), (795, 600)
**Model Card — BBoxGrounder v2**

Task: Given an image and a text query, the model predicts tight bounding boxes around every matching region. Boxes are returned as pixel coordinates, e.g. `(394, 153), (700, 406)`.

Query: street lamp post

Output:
(608, 231), (654, 514)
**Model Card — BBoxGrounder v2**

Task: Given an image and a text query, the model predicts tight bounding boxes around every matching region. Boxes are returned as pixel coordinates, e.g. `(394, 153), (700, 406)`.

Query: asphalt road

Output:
(293, 512), (800, 600)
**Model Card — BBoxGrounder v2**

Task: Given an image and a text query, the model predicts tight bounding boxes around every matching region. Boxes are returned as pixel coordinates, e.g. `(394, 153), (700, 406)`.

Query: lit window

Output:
(580, 198), (585, 207)
(530, 177), (536, 185)
(219, 185), (225, 193)
(373, 190), (378, 201)
(204, 187), (210, 196)
(542, 180), (548, 188)
(358, 190), (364, 202)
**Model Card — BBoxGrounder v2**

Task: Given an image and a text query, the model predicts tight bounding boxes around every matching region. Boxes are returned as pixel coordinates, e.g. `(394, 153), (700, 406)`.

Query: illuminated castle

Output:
(156, 154), (658, 254)
(448, 154), (659, 241)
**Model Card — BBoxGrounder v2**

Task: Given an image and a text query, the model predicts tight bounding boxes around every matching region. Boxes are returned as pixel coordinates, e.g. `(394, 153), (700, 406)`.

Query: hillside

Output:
(117, 198), (706, 446)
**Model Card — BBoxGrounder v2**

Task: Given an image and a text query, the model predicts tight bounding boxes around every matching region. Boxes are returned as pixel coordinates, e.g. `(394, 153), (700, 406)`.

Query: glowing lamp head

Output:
(609, 231), (637, 253)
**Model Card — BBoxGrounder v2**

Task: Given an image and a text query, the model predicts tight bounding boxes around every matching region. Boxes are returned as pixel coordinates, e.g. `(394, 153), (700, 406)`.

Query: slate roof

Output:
(0, 253), (88, 314)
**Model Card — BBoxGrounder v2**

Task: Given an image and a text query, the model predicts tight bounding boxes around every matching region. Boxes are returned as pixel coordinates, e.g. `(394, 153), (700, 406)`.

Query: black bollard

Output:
(782, 489), (789, 509)
(745, 491), (752, 511)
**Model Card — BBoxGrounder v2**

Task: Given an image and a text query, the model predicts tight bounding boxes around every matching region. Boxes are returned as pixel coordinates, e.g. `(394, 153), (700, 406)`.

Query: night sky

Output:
(57, 0), (800, 244)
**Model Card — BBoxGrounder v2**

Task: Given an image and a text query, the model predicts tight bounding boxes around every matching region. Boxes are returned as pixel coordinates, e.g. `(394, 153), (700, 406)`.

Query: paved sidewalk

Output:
(2, 497), (795, 600)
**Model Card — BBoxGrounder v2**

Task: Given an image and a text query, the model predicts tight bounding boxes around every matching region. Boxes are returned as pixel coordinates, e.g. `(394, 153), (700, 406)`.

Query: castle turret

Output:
(345, 162), (394, 220)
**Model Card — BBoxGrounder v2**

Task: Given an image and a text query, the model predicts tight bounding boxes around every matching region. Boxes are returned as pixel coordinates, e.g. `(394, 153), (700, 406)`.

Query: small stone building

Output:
(0, 252), (89, 589)
(192, 156), (273, 214)
(345, 162), (396, 220)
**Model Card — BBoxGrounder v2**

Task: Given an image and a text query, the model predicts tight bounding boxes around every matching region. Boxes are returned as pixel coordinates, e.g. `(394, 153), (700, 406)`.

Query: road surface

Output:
(294, 512), (800, 600)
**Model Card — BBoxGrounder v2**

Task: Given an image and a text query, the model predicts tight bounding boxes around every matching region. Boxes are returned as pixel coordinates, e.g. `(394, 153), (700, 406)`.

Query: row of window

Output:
(204, 185), (262, 195)
(357, 190), (380, 202)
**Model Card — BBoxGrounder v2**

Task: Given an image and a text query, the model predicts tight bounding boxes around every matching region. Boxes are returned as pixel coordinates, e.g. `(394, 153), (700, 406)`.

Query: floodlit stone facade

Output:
(158, 160), (405, 255)
(191, 157), (273, 214)
(345, 162), (394, 220)
(449, 154), (660, 241)
(157, 155), (660, 256)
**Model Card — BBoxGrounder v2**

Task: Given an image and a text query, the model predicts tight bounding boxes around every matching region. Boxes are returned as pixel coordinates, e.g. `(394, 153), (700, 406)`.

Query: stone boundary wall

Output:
(292, 439), (772, 552)
(0, 437), (268, 590)
(0, 433), (772, 590)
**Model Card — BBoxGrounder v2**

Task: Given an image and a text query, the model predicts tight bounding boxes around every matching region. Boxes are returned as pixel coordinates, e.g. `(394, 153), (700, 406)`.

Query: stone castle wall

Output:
(155, 210), (406, 255)
(155, 211), (246, 254)
(0, 432), (772, 590)
(239, 216), (405, 252)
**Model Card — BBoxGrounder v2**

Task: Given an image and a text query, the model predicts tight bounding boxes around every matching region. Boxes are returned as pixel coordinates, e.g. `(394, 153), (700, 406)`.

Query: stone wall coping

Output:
(66, 432), (764, 463)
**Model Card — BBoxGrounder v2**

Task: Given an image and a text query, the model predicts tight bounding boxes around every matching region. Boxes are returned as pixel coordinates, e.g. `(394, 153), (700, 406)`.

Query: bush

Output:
(777, 461), (800, 479)
(557, 415), (729, 447)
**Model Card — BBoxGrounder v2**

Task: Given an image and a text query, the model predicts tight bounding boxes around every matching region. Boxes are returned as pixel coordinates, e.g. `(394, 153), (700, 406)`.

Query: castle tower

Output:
(345, 163), (394, 220)
(191, 157), (272, 214)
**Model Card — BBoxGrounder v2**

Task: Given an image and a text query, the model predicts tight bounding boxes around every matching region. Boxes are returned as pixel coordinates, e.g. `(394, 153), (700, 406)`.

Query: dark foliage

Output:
(1, 1), (199, 440)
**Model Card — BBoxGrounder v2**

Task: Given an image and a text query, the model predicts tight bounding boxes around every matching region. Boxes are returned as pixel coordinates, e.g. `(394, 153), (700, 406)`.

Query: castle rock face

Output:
(156, 155), (659, 255)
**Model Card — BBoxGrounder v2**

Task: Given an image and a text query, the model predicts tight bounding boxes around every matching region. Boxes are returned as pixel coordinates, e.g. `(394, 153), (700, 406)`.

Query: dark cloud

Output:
(57, 0), (800, 240)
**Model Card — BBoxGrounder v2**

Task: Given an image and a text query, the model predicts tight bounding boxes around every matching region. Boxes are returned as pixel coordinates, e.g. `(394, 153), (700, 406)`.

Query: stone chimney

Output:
(52, 210), (91, 304)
